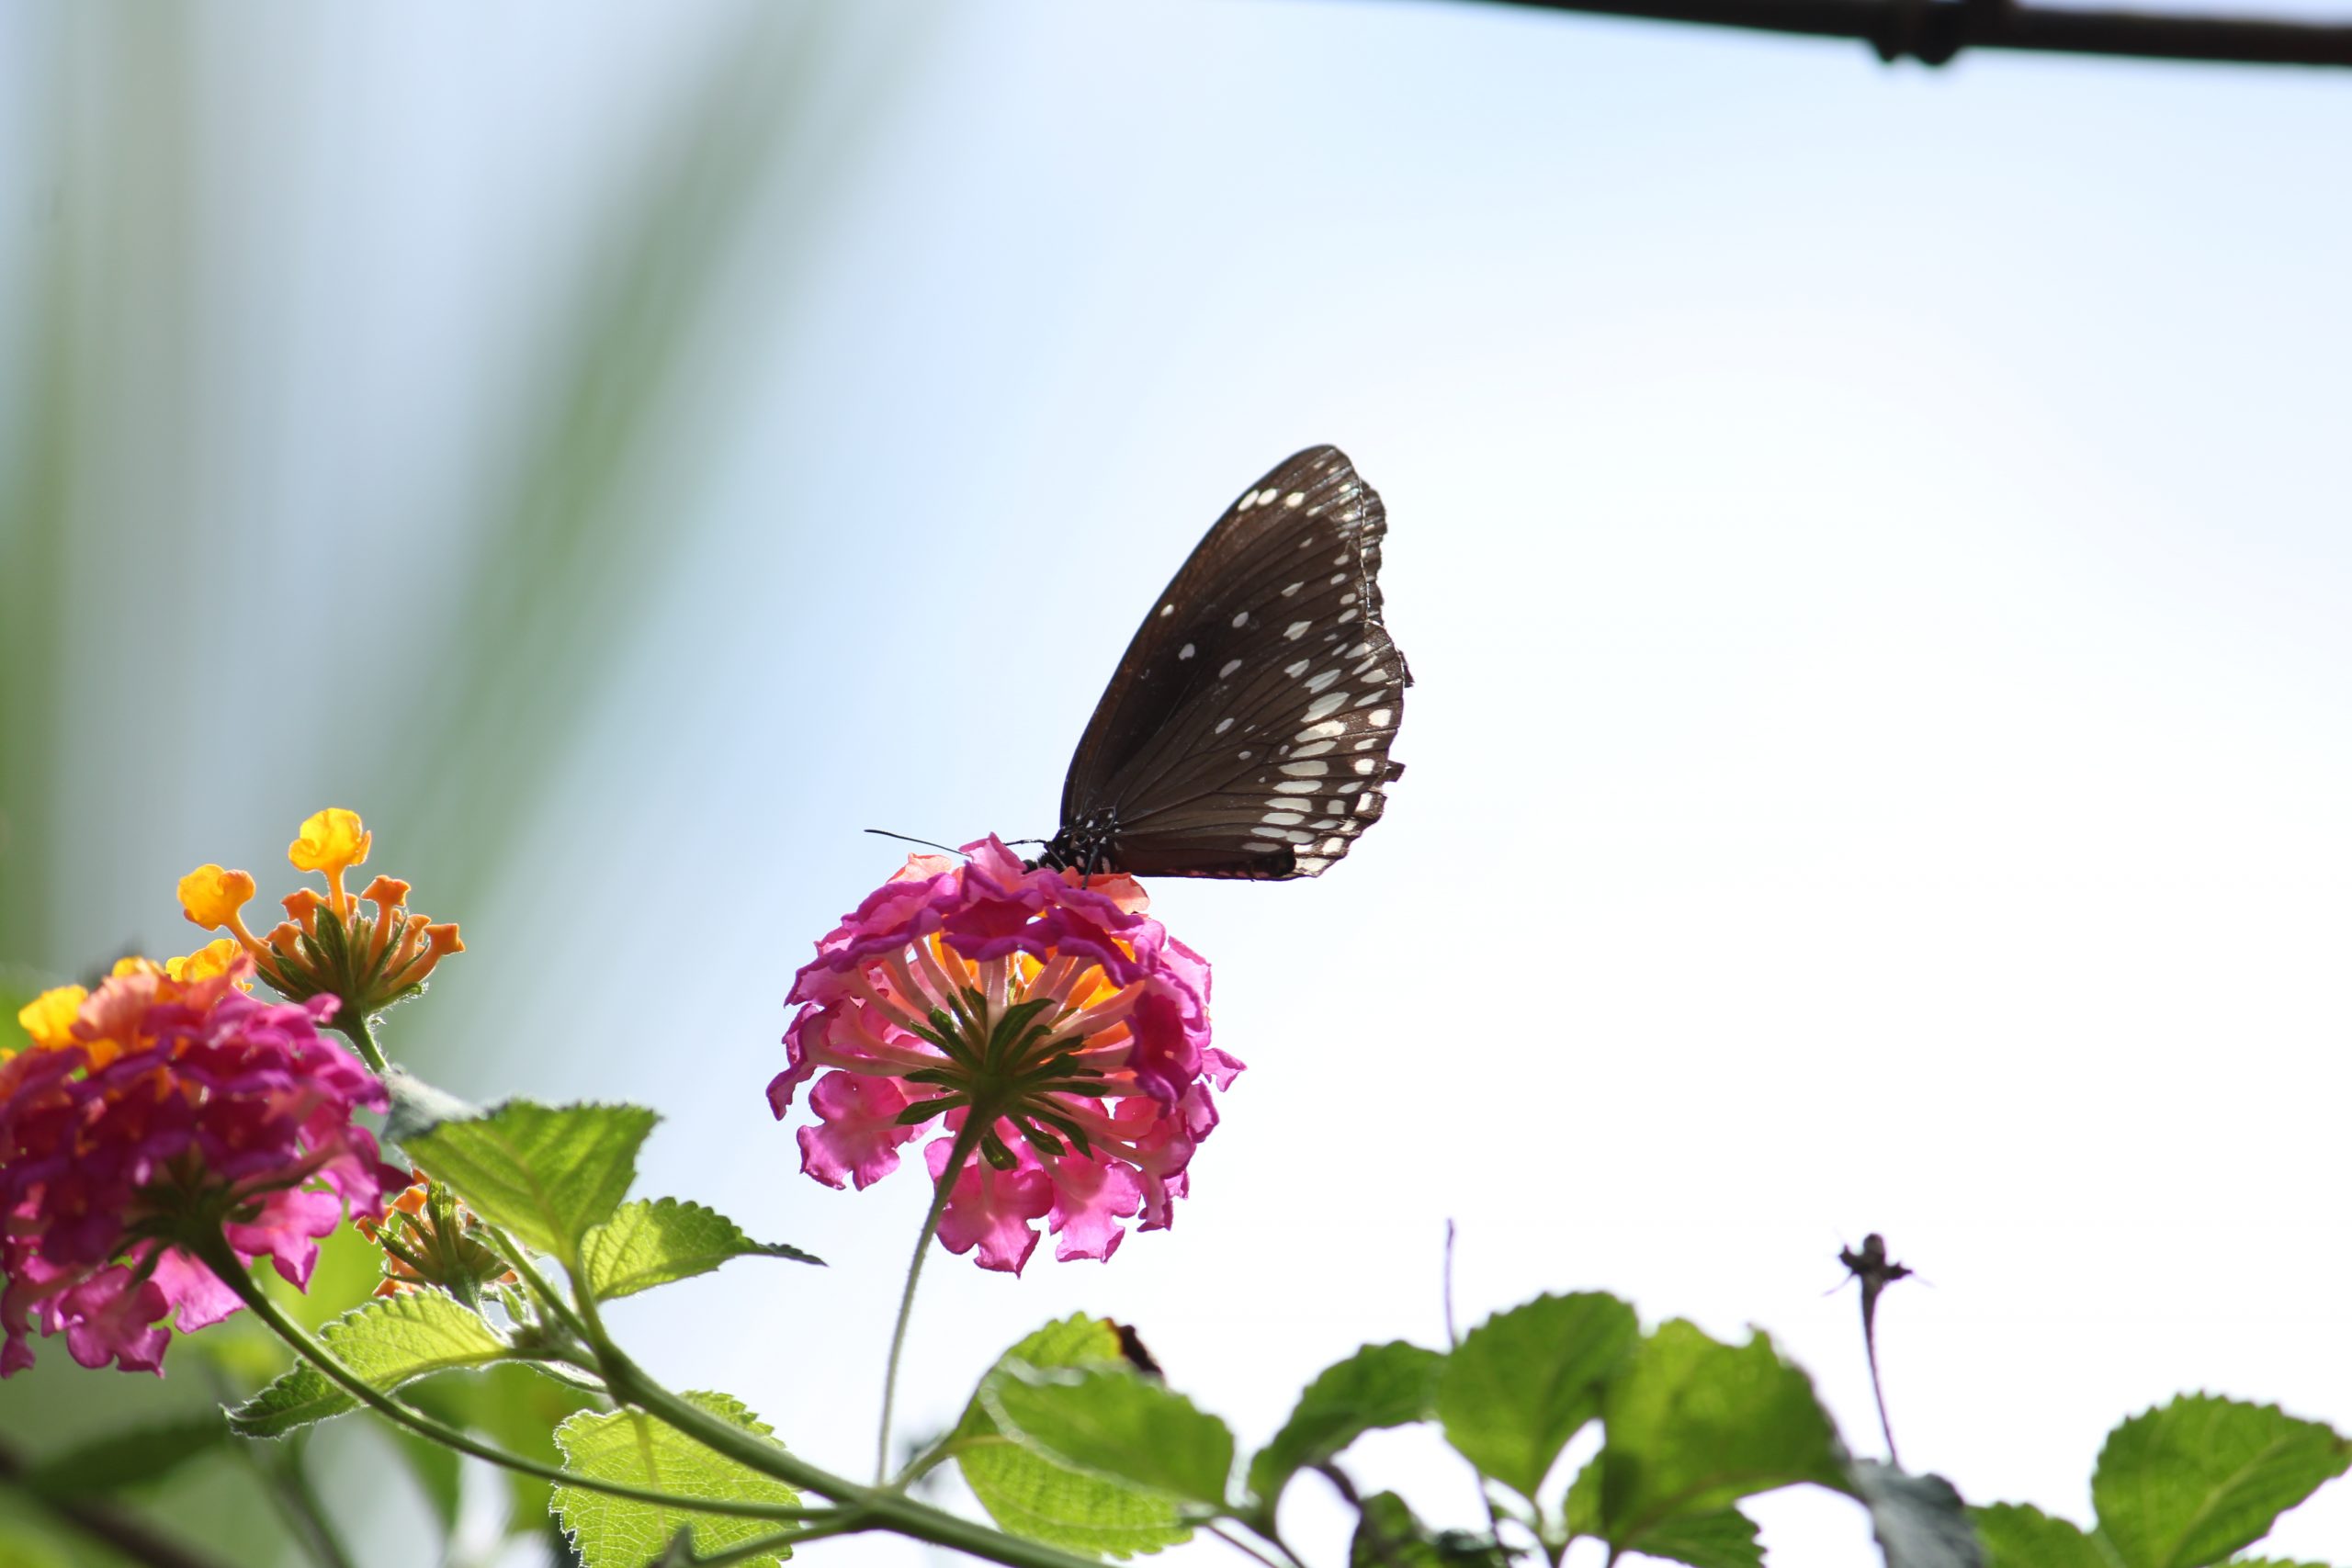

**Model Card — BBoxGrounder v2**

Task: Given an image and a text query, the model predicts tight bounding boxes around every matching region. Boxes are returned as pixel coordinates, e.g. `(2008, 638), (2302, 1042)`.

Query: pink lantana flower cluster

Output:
(770, 837), (1238, 1274)
(1, 953), (398, 1376)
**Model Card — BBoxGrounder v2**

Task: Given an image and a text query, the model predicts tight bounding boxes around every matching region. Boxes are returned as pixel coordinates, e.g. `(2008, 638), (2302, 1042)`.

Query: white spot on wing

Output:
(1178, 643), (1196, 660)
(1282, 581), (1305, 596)
(1284, 491), (1306, 506)
(1281, 761), (1329, 777)
(1219, 659), (1243, 678)
(1159, 604), (1176, 617)
(1296, 719), (1344, 741)
(1292, 740), (1336, 758)
(1230, 612), (1250, 629)
(1369, 708), (1394, 728)
(1273, 779), (1320, 795)
(1353, 757), (1379, 774)
(1304, 669), (1342, 694)
(1215, 717), (1235, 734)
(1284, 621), (1312, 640)
(1303, 692), (1348, 722)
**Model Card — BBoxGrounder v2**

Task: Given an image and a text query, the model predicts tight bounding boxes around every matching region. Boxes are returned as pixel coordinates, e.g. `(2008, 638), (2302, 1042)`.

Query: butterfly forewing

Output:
(1057, 446), (1408, 879)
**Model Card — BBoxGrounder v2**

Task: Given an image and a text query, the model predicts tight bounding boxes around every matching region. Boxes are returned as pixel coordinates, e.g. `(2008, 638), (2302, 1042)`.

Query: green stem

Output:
(876, 1113), (987, 1482)
(595, 1347), (1109, 1568)
(688, 1514), (865, 1566)
(335, 1010), (389, 1076)
(191, 1236), (804, 1523)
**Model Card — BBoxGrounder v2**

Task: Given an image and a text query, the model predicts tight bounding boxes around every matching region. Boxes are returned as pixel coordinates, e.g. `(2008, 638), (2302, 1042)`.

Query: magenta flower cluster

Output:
(770, 837), (1238, 1273)
(1, 959), (398, 1376)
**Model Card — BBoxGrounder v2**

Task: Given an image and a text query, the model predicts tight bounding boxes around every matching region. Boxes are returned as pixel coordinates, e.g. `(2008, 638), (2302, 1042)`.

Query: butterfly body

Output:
(1039, 446), (1408, 880)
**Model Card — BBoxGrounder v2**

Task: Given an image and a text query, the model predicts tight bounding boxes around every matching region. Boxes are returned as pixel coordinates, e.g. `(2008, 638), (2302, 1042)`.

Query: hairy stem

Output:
(594, 1346), (1111, 1568)
(192, 1235), (804, 1522)
(335, 1010), (389, 1076)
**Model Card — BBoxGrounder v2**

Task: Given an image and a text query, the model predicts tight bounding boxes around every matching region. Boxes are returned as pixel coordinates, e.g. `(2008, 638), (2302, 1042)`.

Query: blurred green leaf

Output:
(954, 1316), (1193, 1559)
(392, 1090), (656, 1264)
(1248, 1341), (1440, 1511)
(1593, 1321), (1846, 1557)
(1346, 1491), (1510, 1568)
(981, 1364), (1234, 1511)
(230, 1292), (507, 1438)
(1437, 1292), (1637, 1502)
(406, 1362), (605, 1539)
(374, 10), (873, 921)
(1970, 1504), (2111, 1568)
(1850, 1462), (1982, 1568)
(0, 973), (38, 1055)
(581, 1198), (820, 1303)
(551, 1391), (797, 1568)
(0, 1517), (73, 1568)
(390, 1428), (464, 1538)
(2092, 1396), (2348, 1568)
(1627, 1509), (1764, 1568)
(14, 1415), (225, 1498)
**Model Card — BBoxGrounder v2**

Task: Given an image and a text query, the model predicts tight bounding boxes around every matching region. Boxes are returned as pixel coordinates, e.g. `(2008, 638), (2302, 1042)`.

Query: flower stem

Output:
(595, 1347), (1113, 1568)
(335, 1010), (388, 1075)
(876, 1114), (987, 1483)
(190, 1235), (804, 1522)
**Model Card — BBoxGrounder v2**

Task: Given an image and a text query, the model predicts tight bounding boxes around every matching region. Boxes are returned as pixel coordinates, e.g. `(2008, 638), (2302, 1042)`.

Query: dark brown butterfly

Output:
(1037, 446), (1408, 880)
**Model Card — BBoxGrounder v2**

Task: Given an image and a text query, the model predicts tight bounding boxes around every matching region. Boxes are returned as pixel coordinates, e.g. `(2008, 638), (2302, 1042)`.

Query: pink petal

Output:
(797, 1072), (923, 1190)
(1044, 1155), (1142, 1263)
(929, 1138), (1052, 1274)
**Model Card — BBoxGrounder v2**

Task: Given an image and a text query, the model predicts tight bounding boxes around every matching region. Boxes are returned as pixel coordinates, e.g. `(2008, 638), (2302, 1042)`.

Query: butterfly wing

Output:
(1058, 446), (1408, 879)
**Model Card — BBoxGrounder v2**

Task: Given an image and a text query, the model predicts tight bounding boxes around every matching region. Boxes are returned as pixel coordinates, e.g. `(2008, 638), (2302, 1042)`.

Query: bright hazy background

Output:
(3, 3), (2347, 1565)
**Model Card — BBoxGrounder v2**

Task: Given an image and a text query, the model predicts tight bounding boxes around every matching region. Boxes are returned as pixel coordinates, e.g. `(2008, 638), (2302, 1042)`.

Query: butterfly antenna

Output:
(863, 829), (968, 859)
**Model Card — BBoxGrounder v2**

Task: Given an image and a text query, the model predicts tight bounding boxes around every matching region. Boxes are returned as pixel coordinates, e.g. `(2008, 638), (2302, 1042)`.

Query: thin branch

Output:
(0, 1438), (236, 1568)
(1451, 0), (2352, 69)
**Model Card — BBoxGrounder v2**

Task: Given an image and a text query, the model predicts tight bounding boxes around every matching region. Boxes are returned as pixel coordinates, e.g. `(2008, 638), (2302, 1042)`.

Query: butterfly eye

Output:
(1043, 446), (1408, 881)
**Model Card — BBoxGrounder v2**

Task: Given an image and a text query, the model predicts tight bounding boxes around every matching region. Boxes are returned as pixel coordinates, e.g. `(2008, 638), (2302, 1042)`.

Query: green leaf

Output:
(1633, 1510), (1765, 1568)
(1436, 1291), (1637, 1502)
(2092, 1396), (2349, 1568)
(955, 1316), (1193, 1559)
(394, 1089), (657, 1263)
(1850, 1462), (1983, 1568)
(580, 1198), (821, 1302)
(1566, 1453), (1604, 1538)
(15, 1414), (226, 1496)
(551, 1391), (799, 1568)
(228, 1292), (508, 1438)
(1248, 1341), (1440, 1509)
(982, 1363), (1235, 1510)
(1594, 1320), (1846, 1556)
(1970, 1504), (2112, 1568)
(1347, 1491), (1510, 1568)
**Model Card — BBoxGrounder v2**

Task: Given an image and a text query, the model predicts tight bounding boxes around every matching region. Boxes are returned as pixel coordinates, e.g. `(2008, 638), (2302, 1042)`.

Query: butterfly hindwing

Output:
(1055, 446), (1408, 879)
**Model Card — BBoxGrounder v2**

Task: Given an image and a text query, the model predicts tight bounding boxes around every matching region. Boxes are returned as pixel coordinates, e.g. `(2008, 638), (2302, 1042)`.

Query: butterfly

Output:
(1036, 446), (1408, 880)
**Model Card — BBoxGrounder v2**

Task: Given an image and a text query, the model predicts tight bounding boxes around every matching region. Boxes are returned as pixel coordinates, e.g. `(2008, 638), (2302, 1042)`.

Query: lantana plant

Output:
(1, 809), (2343, 1568)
